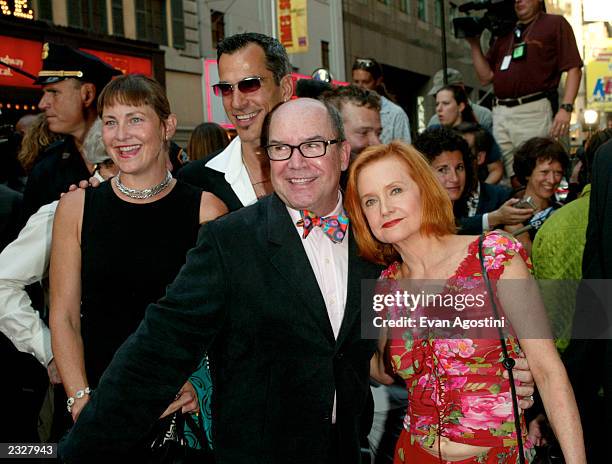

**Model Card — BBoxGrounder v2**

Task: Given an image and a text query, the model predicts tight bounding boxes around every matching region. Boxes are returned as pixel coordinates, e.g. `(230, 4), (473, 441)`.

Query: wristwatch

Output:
(560, 103), (574, 113)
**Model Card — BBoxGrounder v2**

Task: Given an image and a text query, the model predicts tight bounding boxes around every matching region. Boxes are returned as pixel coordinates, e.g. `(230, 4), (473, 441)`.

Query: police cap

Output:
(34, 42), (122, 91)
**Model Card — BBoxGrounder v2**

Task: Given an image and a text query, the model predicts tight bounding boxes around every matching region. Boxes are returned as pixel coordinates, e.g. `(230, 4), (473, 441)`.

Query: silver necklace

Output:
(114, 170), (173, 199)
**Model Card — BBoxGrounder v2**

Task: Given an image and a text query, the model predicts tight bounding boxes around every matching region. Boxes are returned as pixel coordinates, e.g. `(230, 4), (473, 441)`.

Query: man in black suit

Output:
(178, 33), (293, 211)
(60, 98), (381, 463)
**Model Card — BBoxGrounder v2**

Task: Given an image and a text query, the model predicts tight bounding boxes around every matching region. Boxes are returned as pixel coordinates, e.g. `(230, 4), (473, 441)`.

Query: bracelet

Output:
(67, 387), (92, 413)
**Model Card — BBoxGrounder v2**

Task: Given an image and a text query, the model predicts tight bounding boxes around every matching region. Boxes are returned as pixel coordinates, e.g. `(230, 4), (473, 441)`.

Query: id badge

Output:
(512, 43), (526, 60)
(500, 55), (511, 71)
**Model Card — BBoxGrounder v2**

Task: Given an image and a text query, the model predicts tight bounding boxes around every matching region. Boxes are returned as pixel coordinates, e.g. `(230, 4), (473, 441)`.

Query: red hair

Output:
(345, 141), (455, 265)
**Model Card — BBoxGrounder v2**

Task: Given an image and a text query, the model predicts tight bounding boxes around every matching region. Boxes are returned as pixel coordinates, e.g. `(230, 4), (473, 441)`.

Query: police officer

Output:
(21, 43), (121, 222)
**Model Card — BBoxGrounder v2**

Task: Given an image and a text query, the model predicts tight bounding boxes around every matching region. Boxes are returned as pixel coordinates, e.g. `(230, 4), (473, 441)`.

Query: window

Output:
(136, 0), (167, 46)
(170, 0), (184, 49)
(321, 41), (329, 70)
(67, 0), (107, 33)
(434, 0), (443, 28)
(399, 0), (409, 13)
(36, 0), (53, 21)
(211, 10), (225, 48)
(111, 0), (124, 36)
(417, 0), (427, 21)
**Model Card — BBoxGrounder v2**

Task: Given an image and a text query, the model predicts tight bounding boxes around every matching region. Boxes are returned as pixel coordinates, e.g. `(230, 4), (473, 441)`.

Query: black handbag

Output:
(148, 411), (214, 464)
(478, 234), (526, 464)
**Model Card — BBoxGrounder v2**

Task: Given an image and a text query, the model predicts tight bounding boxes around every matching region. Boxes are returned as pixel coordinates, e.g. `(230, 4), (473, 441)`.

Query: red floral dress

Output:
(381, 232), (535, 463)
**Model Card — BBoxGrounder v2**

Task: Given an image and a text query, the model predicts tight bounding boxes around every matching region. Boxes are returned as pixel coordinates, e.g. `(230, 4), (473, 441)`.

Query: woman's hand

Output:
(503, 355), (535, 410)
(159, 381), (199, 418)
(488, 199), (534, 228)
(70, 395), (90, 422)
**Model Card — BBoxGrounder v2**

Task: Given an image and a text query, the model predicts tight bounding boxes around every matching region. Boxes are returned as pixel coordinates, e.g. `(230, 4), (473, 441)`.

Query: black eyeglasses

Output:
(212, 77), (264, 97)
(264, 139), (341, 161)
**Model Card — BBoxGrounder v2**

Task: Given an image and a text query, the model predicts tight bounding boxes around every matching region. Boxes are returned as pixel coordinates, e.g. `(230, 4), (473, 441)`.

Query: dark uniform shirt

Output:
(21, 137), (90, 224)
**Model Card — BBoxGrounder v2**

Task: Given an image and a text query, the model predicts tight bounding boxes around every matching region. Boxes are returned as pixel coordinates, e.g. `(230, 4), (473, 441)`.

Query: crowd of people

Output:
(0, 0), (605, 462)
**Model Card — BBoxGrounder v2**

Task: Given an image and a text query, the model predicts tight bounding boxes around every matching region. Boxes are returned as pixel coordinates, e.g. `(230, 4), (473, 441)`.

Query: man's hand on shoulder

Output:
(63, 176), (102, 197)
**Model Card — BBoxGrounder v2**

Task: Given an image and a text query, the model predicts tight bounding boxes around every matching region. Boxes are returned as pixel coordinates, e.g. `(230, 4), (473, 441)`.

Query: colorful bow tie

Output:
(297, 210), (349, 243)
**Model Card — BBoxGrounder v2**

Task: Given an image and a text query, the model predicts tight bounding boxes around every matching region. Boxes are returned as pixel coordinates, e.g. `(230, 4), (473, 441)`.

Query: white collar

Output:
(205, 136), (257, 207)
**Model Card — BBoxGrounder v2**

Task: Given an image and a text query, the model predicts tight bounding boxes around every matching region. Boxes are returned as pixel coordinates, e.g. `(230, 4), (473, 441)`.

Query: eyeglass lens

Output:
(213, 78), (262, 97)
(266, 140), (338, 160)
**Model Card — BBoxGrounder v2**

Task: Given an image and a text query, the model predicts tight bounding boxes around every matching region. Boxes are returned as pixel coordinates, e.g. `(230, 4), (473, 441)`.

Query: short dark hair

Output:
(513, 137), (569, 185)
(295, 79), (332, 99)
(216, 33), (291, 85)
(320, 84), (381, 113)
(454, 122), (493, 155)
(260, 99), (345, 148)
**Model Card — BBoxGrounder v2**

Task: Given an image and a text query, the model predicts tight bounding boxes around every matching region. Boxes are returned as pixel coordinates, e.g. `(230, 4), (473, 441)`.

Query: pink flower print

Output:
(450, 339), (476, 358)
(457, 393), (513, 431)
(434, 341), (455, 359)
(438, 356), (470, 376)
(448, 376), (468, 390)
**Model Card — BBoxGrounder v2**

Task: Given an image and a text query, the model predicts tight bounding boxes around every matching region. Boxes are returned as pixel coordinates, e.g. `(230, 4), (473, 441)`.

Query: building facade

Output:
(1, 0), (346, 145)
(342, 0), (489, 137)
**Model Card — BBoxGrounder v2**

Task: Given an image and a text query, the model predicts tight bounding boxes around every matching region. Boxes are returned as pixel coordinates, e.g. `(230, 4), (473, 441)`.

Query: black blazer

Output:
(60, 193), (383, 463)
(178, 149), (243, 212)
(458, 182), (512, 235)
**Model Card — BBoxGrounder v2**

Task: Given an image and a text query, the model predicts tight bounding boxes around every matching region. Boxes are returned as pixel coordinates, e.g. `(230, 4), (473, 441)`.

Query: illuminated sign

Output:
(0, 36), (42, 88)
(1, 0), (34, 20)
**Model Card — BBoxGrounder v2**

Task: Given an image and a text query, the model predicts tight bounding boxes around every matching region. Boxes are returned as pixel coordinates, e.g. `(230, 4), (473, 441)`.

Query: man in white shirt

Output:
(178, 33), (293, 210)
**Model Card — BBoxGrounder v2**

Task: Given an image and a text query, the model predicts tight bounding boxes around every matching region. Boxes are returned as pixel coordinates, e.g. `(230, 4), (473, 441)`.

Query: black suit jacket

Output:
(60, 193), (383, 463)
(458, 182), (512, 235)
(177, 149), (243, 212)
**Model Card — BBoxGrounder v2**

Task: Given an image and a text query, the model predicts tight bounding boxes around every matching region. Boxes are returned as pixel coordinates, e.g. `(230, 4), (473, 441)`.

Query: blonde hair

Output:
(18, 114), (61, 173)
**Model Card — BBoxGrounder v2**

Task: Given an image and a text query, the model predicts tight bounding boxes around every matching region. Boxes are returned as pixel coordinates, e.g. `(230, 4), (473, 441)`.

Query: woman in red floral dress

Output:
(344, 142), (585, 464)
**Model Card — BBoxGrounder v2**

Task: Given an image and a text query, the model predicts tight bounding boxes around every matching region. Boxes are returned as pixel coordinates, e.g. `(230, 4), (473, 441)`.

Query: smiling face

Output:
(430, 150), (466, 202)
(101, 103), (175, 176)
(341, 102), (382, 158)
(357, 156), (422, 245)
(526, 158), (563, 202)
(217, 43), (292, 148)
(436, 89), (464, 127)
(268, 99), (350, 215)
(38, 79), (92, 139)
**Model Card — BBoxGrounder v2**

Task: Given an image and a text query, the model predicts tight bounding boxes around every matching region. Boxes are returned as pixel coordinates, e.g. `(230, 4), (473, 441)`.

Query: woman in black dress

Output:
(49, 75), (227, 429)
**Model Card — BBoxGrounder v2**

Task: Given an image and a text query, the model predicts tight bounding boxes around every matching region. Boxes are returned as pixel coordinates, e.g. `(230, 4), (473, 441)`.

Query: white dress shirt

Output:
(287, 192), (349, 422)
(0, 201), (57, 366)
(205, 136), (258, 207)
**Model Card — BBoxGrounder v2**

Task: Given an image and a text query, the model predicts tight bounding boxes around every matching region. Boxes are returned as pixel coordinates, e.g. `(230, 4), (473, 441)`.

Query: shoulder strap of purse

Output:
(478, 234), (526, 464)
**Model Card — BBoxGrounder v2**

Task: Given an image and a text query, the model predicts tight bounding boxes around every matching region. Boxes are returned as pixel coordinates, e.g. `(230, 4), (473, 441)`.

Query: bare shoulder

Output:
(199, 192), (229, 224)
(55, 188), (86, 222)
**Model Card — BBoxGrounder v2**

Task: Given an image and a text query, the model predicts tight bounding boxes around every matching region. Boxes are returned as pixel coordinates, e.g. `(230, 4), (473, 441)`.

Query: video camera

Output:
(453, 0), (517, 39)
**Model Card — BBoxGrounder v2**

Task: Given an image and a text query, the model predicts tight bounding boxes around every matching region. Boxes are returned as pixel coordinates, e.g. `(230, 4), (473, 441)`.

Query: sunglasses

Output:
(353, 58), (376, 68)
(212, 77), (264, 97)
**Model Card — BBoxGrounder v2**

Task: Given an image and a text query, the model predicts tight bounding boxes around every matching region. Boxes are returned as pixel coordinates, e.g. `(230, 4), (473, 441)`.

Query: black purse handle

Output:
(478, 234), (526, 464)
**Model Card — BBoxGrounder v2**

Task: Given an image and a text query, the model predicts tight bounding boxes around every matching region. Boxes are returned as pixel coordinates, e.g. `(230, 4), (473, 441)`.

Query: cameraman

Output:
(465, 0), (582, 185)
